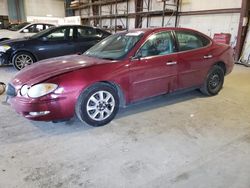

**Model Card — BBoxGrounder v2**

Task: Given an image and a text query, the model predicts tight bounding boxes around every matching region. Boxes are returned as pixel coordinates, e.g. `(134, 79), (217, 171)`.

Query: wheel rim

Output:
(86, 90), (115, 121)
(208, 72), (220, 90)
(15, 54), (33, 70)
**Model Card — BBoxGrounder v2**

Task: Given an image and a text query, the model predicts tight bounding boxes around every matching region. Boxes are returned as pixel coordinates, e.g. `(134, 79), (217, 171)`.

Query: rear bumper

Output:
(226, 63), (234, 75)
(9, 96), (76, 121)
(0, 52), (11, 65)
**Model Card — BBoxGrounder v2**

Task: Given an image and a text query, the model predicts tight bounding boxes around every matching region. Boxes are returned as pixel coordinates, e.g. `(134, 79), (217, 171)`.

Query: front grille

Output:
(7, 83), (17, 97)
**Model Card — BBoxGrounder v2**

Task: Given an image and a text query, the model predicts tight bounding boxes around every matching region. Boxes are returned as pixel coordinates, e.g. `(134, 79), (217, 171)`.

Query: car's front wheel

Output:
(200, 65), (225, 96)
(76, 83), (119, 126)
(12, 52), (35, 70)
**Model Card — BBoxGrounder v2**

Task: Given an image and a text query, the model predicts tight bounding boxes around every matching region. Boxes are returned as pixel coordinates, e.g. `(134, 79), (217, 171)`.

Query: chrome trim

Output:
(166, 61), (177, 65)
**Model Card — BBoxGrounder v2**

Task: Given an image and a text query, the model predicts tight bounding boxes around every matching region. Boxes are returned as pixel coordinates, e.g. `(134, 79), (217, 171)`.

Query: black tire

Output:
(0, 38), (10, 42)
(200, 65), (224, 96)
(75, 83), (119, 127)
(12, 52), (35, 70)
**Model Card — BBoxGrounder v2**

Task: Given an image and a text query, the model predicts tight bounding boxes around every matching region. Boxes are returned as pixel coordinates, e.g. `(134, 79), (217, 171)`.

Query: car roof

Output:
(27, 23), (54, 25)
(52, 25), (109, 32)
(118, 27), (210, 39)
(125, 27), (202, 33)
(56, 25), (94, 27)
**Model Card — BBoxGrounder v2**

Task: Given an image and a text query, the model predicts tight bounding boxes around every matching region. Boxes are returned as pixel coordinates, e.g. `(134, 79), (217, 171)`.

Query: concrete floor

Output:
(0, 65), (249, 188)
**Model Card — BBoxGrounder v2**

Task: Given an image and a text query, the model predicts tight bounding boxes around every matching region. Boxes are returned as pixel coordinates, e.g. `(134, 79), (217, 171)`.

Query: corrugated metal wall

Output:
(7, 0), (26, 22)
(73, 0), (242, 46)
(0, 0), (8, 16)
(24, 0), (65, 17)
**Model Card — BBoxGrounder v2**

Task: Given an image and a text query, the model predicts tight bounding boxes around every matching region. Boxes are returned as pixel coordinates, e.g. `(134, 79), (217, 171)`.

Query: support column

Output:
(235, 0), (250, 60)
(7, 0), (25, 22)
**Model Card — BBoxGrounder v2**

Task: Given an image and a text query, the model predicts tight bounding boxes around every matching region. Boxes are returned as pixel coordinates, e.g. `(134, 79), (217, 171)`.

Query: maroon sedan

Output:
(7, 27), (234, 126)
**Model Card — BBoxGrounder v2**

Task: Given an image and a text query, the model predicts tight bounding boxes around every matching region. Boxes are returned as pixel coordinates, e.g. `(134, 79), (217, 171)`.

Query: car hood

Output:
(11, 55), (113, 87)
(0, 37), (30, 46)
(0, 30), (20, 39)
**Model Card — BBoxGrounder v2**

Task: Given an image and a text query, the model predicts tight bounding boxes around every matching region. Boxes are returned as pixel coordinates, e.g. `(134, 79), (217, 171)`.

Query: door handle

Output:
(166, 61), (177, 66)
(204, 55), (213, 59)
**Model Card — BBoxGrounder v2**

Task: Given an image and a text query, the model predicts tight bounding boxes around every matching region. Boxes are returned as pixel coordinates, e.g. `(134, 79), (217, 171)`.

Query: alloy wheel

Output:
(15, 54), (34, 70)
(208, 72), (220, 90)
(86, 90), (115, 121)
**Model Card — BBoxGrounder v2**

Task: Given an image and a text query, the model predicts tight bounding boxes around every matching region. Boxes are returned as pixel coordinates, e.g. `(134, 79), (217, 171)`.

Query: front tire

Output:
(76, 83), (119, 127)
(200, 65), (224, 96)
(12, 52), (35, 70)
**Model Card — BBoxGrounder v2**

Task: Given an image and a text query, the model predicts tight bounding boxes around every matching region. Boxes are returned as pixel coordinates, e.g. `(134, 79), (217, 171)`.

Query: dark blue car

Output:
(0, 25), (111, 70)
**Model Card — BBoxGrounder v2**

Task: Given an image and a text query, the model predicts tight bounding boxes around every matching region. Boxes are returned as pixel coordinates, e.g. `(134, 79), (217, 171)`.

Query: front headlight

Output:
(27, 83), (58, 98)
(0, 45), (11, 53)
(20, 84), (29, 96)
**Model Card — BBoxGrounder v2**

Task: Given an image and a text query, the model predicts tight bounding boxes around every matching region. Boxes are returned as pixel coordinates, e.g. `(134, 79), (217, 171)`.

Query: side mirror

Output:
(22, 29), (29, 33)
(131, 51), (142, 61)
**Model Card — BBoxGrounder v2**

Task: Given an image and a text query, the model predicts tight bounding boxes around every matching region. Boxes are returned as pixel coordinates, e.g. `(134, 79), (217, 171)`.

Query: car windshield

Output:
(8, 22), (30, 31)
(29, 27), (56, 39)
(84, 32), (144, 60)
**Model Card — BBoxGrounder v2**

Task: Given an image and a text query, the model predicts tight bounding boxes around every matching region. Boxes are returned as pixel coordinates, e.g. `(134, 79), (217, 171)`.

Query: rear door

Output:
(34, 27), (75, 60)
(175, 30), (214, 89)
(130, 31), (178, 102)
(74, 26), (103, 54)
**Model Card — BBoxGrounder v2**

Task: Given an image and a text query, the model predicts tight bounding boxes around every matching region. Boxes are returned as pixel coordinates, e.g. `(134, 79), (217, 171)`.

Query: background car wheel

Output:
(200, 65), (224, 96)
(12, 52), (35, 70)
(76, 83), (120, 127)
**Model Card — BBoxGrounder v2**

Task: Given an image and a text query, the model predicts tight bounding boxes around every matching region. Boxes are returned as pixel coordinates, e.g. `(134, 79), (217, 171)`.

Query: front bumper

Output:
(9, 95), (76, 121)
(0, 52), (11, 65)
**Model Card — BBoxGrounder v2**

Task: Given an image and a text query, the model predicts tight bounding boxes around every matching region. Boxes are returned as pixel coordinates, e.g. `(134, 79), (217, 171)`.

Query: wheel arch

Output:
(0, 38), (10, 42)
(214, 61), (226, 74)
(11, 50), (38, 63)
(100, 81), (126, 108)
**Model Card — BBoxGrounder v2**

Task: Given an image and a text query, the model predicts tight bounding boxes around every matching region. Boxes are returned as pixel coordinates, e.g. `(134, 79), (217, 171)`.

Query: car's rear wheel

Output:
(200, 65), (224, 96)
(76, 83), (119, 126)
(12, 52), (35, 70)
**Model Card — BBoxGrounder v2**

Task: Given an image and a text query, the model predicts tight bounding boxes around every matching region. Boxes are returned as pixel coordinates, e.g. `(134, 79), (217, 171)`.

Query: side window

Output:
(200, 35), (211, 46)
(35, 24), (44, 32)
(138, 32), (174, 58)
(176, 31), (210, 51)
(26, 24), (44, 33)
(46, 28), (74, 41)
(76, 27), (96, 38)
(96, 29), (110, 38)
(45, 24), (52, 29)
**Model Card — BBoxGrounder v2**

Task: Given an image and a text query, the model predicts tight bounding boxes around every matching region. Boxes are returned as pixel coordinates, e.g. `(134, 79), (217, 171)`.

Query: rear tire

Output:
(75, 83), (119, 127)
(200, 65), (224, 96)
(12, 52), (35, 70)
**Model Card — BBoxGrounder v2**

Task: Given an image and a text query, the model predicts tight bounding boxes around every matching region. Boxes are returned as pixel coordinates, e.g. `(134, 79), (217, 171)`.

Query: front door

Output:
(35, 27), (75, 60)
(130, 31), (178, 102)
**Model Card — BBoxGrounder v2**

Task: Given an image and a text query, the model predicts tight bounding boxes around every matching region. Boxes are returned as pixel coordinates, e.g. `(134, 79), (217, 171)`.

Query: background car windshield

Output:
(84, 32), (143, 60)
(9, 22), (30, 31)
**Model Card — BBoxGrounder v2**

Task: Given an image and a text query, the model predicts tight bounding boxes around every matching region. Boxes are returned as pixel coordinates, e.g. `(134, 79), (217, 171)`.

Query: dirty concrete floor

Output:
(0, 65), (249, 188)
